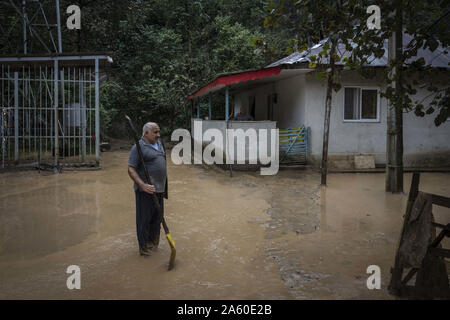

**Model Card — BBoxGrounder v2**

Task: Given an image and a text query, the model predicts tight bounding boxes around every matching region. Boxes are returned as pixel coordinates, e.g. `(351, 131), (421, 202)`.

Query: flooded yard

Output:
(0, 147), (449, 299)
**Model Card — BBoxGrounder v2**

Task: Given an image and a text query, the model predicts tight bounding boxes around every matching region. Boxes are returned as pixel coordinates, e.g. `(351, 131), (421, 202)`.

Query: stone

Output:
(354, 155), (376, 169)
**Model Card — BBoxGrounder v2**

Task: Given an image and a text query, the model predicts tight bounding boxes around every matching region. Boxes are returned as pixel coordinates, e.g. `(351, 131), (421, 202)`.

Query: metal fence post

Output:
(95, 58), (100, 164)
(81, 67), (86, 163)
(55, 0), (63, 53)
(14, 71), (19, 163)
(225, 86), (229, 121)
(54, 59), (59, 166)
(60, 68), (65, 162)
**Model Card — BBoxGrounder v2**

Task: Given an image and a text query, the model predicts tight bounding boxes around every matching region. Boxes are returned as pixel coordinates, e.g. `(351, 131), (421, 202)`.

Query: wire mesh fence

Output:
(1, 63), (99, 169)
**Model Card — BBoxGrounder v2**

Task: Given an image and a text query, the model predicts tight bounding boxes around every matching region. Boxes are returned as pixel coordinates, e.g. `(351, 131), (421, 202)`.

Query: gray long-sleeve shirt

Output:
(128, 138), (167, 195)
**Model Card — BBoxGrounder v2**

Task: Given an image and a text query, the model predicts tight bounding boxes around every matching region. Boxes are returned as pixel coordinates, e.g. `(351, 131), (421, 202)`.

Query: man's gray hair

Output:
(142, 122), (158, 137)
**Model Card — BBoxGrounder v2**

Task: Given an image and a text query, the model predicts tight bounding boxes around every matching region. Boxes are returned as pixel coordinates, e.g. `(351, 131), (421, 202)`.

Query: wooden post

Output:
(208, 92), (212, 120)
(388, 172), (420, 294)
(320, 38), (337, 186)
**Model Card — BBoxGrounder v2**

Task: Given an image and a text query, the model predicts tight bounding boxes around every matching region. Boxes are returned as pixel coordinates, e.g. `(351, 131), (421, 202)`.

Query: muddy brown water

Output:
(0, 149), (449, 299)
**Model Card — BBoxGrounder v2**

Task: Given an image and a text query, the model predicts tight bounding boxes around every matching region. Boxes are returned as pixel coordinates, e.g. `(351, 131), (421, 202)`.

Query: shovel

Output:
(125, 115), (176, 271)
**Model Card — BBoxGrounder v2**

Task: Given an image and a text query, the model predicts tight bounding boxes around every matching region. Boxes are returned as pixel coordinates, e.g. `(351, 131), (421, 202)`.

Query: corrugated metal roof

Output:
(267, 33), (449, 69)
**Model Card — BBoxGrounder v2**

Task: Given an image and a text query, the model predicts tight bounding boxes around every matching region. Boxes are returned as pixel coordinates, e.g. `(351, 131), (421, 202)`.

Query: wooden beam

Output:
(432, 194), (450, 208)
(389, 172), (420, 293)
(429, 248), (450, 258)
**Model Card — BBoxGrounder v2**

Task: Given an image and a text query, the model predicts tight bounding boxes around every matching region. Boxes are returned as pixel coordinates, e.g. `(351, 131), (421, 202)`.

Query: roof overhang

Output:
(186, 66), (313, 100)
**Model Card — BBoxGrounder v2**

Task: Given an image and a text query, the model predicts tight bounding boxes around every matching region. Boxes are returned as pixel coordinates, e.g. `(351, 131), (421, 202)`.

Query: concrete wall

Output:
(234, 83), (274, 121)
(191, 119), (277, 164)
(234, 74), (306, 128)
(233, 69), (450, 168)
(304, 70), (450, 168)
(275, 74), (306, 128)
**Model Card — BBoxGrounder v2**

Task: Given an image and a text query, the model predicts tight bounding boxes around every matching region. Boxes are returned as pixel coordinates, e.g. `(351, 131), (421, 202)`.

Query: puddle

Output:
(0, 146), (449, 299)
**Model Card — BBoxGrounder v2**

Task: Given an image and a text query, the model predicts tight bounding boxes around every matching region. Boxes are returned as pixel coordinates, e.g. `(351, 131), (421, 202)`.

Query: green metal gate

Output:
(279, 126), (309, 164)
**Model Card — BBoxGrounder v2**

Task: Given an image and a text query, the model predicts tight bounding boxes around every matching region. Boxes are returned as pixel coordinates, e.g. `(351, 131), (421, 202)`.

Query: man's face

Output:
(145, 125), (160, 144)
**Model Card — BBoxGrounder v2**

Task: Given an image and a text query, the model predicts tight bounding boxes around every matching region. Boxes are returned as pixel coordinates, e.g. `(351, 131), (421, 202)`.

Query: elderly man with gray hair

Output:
(128, 122), (168, 256)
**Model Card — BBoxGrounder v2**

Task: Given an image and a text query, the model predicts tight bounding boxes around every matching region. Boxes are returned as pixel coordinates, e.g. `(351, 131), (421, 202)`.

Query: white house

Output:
(187, 33), (450, 169)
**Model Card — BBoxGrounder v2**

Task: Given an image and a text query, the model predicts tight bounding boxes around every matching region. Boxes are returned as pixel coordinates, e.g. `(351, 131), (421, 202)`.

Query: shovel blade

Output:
(166, 233), (176, 271)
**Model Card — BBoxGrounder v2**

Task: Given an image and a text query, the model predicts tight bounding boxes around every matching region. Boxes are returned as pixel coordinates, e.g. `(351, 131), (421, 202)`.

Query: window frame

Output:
(342, 86), (381, 123)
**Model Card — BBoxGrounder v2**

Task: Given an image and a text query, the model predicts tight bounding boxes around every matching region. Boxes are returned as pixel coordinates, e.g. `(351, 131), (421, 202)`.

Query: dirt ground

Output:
(0, 143), (449, 299)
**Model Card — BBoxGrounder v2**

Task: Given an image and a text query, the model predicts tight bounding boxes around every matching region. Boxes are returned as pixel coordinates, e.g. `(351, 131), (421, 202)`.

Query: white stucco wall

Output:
(275, 74), (306, 128)
(233, 83), (274, 121)
(305, 70), (450, 167)
(190, 119), (277, 164)
(234, 74), (306, 128)
(230, 69), (450, 167)
(232, 69), (449, 168)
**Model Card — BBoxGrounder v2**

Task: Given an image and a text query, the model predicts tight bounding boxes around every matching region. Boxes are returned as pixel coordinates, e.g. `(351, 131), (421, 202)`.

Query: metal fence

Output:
(1, 60), (101, 169)
(279, 126), (310, 164)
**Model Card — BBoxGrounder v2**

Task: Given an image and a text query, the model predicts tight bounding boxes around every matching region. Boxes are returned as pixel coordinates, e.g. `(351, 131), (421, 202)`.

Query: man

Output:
(233, 107), (254, 121)
(128, 122), (168, 256)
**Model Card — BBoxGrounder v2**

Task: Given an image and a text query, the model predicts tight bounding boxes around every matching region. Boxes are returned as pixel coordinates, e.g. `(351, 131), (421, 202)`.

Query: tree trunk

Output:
(386, 1), (404, 193)
(320, 38), (337, 186)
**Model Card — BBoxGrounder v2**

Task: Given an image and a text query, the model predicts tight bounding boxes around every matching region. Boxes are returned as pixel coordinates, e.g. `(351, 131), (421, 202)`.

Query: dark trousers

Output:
(135, 191), (164, 249)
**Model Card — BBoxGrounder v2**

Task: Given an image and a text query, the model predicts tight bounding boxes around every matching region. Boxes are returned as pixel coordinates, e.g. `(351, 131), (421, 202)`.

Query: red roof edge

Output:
(186, 66), (282, 101)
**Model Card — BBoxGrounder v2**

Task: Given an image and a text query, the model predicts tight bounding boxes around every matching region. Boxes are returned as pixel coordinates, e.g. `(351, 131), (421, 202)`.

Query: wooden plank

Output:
(432, 194), (450, 208)
(401, 268), (419, 285)
(430, 227), (448, 247)
(388, 172), (420, 293)
(429, 248), (450, 258)
(431, 222), (449, 230)
(419, 192), (450, 208)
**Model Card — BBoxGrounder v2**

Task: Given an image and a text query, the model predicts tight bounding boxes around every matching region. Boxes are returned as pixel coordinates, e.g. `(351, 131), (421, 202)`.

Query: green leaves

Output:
(425, 37), (439, 52)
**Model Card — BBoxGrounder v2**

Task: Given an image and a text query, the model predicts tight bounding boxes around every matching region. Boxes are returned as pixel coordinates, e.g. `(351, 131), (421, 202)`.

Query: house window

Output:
(344, 87), (380, 122)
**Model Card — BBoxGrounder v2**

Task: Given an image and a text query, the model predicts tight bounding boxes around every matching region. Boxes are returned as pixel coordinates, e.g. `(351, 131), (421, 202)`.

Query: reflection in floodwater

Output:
(0, 149), (449, 299)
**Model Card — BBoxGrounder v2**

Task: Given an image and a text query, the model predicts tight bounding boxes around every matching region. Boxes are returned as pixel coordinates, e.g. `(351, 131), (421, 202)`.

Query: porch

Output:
(186, 66), (311, 165)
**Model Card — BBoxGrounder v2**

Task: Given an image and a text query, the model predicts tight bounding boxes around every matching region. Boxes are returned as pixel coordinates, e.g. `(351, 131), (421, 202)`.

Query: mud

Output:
(0, 146), (449, 299)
